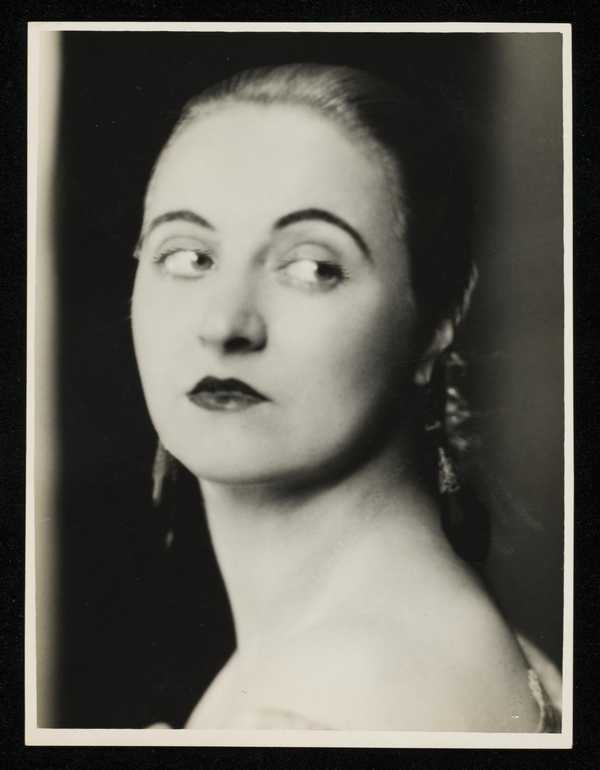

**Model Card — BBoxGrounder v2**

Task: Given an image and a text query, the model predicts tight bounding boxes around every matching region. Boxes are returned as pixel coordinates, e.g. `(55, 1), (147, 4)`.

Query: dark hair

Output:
(160, 62), (478, 336)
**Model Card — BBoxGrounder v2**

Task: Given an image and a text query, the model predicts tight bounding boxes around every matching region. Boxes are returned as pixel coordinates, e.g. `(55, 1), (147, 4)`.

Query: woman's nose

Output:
(195, 277), (267, 354)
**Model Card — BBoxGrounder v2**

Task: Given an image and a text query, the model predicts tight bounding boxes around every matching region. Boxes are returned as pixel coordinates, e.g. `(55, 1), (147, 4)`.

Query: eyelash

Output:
(153, 248), (214, 274)
(150, 246), (349, 289)
(281, 258), (348, 289)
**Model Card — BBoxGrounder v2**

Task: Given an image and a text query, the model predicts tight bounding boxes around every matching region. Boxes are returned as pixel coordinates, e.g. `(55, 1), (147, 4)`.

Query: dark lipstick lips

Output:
(187, 376), (267, 411)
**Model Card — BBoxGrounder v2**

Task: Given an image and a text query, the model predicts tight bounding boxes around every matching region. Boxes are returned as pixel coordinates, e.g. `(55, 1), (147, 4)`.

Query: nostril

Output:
(197, 303), (267, 352)
(224, 335), (256, 354)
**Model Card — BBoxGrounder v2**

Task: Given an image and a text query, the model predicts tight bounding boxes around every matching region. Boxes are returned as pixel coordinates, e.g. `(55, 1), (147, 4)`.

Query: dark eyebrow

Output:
(134, 207), (372, 260)
(273, 208), (371, 260)
(134, 209), (215, 255)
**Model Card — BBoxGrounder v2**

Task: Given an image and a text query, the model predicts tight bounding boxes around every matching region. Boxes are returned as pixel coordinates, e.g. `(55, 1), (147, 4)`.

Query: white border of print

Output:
(26, 20), (573, 749)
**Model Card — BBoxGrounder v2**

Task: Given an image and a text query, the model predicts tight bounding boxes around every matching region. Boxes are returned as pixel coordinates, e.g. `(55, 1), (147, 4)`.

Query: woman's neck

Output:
(199, 443), (451, 657)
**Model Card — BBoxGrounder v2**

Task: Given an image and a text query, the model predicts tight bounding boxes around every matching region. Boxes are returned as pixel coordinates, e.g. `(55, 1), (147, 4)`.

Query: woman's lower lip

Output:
(187, 391), (266, 412)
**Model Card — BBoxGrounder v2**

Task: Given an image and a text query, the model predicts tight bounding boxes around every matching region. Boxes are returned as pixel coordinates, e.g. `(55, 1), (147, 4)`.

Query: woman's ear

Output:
(413, 318), (454, 386)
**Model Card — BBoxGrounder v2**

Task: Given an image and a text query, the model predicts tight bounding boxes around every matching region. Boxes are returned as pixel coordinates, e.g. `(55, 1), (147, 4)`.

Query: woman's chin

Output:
(178, 451), (374, 493)
(158, 419), (393, 490)
(168, 443), (345, 489)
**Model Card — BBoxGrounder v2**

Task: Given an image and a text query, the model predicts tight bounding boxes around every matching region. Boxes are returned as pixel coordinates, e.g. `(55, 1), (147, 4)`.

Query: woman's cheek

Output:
(303, 287), (415, 385)
(132, 272), (177, 397)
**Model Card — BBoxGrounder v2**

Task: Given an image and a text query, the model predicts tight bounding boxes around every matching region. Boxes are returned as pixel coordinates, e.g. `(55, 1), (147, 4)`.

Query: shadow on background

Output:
(48, 31), (564, 727)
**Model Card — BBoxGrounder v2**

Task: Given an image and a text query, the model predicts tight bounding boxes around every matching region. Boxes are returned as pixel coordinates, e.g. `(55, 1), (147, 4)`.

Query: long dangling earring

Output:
(421, 351), (465, 541)
(422, 352), (459, 497)
(152, 440), (178, 505)
(437, 444), (460, 495)
(430, 352), (490, 565)
(152, 440), (178, 550)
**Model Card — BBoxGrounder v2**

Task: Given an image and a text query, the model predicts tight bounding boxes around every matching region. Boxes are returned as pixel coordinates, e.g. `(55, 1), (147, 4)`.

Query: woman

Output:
(131, 63), (561, 731)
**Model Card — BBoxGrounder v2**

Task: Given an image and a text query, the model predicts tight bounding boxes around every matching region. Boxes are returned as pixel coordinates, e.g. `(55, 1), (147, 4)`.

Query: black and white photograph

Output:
(26, 22), (572, 748)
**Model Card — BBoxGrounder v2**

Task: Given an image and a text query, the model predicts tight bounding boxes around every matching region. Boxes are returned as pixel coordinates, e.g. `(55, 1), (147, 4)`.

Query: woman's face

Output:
(132, 103), (420, 485)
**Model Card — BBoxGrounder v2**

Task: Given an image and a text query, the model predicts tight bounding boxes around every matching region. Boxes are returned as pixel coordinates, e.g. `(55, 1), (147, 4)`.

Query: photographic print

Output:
(26, 22), (572, 748)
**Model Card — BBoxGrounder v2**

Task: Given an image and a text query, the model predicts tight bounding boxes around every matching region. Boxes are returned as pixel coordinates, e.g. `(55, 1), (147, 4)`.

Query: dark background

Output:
(45, 31), (564, 728)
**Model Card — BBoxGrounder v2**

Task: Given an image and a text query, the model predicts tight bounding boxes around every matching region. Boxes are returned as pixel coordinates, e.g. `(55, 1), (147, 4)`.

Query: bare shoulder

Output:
(397, 583), (543, 732)
(260, 585), (541, 732)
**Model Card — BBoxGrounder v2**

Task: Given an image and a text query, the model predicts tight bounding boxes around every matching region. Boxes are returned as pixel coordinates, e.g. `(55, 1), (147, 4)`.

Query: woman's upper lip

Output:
(188, 376), (268, 400)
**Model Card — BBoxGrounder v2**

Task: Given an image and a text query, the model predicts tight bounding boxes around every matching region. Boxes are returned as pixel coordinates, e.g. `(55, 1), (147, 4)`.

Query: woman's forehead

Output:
(144, 102), (395, 229)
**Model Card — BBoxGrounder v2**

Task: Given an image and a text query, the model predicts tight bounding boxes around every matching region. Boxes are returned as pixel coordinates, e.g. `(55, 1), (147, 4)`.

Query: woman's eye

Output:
(282, 257), (345, 289)
(157, 249), (214, 278)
